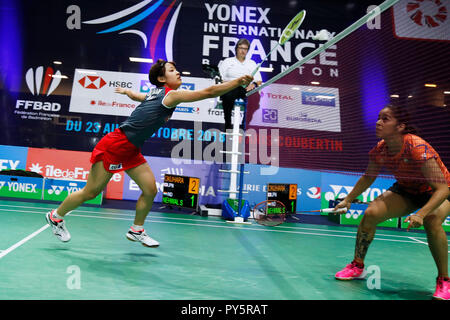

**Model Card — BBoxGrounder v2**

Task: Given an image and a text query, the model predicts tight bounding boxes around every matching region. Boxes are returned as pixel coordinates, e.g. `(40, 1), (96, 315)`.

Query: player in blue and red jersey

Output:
(46, 59), (253, 248)
(333, 104), (450, 300)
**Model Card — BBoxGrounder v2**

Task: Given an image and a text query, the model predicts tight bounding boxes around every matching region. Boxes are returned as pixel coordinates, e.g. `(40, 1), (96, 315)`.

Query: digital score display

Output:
(266, 183), (297, 213)
(162, 174), (200, 210)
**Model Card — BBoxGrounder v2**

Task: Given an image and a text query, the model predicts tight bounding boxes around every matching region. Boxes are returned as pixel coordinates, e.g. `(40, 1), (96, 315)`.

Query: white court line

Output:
(0, 207), (429, 259)
(408, 237), (428, 246)
(0, 224), (49, 259)
(0, 203), (436, 242)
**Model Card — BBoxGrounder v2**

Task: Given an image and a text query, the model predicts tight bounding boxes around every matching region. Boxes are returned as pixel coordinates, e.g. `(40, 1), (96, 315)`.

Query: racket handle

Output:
(320, 208), (347, 213)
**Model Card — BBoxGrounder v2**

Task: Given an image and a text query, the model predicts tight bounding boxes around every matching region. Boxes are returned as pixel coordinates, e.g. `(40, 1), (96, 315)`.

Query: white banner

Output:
(69, 69), (232, 123)
(249, 83), (341, 132)
(393, 0), (450, 42)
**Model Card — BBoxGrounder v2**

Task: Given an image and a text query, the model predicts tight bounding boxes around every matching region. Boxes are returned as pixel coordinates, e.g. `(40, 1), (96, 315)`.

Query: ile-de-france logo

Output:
(25, 66), (62, 96)
(407, 0), (447, 28)
(66, 0), (183, 61)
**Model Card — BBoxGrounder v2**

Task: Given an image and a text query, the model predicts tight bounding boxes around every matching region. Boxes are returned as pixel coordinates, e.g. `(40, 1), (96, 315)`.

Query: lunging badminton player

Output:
(333, 104), (450, 300)
(45, 59), (253, 247)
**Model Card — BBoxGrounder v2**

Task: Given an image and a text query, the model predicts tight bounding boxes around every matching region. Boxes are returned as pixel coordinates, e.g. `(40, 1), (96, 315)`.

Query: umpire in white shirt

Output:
(218, 38), (262, 130)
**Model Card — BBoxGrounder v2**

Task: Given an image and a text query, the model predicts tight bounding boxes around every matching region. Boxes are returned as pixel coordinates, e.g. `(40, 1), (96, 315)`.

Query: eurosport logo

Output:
(262, 109), (278, 123)
(25, 66), (62, 96)
(78, 75), (107, 89)
(302, 92), (336, 107)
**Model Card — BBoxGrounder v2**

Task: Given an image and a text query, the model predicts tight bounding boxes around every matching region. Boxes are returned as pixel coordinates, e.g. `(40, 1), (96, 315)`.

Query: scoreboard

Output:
(162, 174), (200, 210)
(266, 183), (297, 213)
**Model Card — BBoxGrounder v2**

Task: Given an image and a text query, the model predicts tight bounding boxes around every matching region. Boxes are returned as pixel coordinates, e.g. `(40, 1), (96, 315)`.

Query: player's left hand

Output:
(404, 214), (423, 231)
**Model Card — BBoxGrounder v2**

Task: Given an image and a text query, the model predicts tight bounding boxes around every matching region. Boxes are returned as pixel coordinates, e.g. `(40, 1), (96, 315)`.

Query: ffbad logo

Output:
(16, 66), (62, 112)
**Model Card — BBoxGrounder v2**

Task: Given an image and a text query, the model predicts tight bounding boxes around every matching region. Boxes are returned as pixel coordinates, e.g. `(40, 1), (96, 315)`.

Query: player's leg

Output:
(46, 161), (113, 242)
(423, 199), (450, 300)
(56, 161), (113, 216)
(335, 190), (416, 280)
(124, 162), (159, 247)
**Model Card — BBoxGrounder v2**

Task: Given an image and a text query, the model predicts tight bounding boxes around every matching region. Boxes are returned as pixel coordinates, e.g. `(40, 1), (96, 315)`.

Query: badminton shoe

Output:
(335, 261), (367, 280)
(126, 227), (160, 248)
(45, 210), (71, 242)
(433, 277), (450, 300)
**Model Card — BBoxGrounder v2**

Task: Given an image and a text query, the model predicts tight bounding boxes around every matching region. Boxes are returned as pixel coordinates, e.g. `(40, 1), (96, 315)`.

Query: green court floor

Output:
(0, 199), (447, 300)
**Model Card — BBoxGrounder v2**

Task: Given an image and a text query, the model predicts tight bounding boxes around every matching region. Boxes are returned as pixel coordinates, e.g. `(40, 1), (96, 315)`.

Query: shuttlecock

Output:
(312, 29), (330, 41)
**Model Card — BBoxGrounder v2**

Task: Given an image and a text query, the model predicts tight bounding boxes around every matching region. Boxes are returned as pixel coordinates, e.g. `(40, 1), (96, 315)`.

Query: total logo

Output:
(324, 184), (386, 203)
(261, 91), (294, 100)
(16, 66), (62, 112)
(407, 0), (447, 28)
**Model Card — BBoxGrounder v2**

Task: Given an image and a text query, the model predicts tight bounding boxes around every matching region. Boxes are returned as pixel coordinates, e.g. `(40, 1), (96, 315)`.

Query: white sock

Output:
(132, 224), (144, 231)
(52, 210), (64, 220)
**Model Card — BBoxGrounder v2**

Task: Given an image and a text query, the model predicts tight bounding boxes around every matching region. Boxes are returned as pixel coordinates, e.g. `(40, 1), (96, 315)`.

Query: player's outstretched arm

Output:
(115, 87), (147, 102)
(164, 75), (253, 108)
(334, 160), (380, 212)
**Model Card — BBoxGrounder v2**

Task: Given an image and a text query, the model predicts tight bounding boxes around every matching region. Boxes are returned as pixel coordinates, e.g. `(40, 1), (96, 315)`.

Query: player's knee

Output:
(142, 182), (158, 198)
(82, 188), (101, 201)
(423, 214), (442, 232)
(362, 207), (382, 224)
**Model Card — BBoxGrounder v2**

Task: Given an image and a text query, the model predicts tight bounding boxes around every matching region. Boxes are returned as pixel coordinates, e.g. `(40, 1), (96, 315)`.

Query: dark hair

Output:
(383, 104), (418, 135)
(235, 38), (250, 53)
(149, 59), (176, 87)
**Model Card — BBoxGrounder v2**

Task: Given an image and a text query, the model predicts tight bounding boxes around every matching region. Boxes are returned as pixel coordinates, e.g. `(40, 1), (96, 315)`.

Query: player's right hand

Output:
(239, 75), (253, 86)
(114, 87), (127, 94)
(333, 199), (351, 214)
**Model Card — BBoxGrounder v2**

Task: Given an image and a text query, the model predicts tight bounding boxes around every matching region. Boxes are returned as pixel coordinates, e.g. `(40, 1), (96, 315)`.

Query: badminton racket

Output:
(294, 208), (348, 214)
(252, 200), (287, 227)
(250, 9), (306, 77)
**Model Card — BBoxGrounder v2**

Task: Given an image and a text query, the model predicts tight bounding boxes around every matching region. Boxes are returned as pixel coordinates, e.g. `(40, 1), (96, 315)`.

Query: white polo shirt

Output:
(218, 57), (262, 83)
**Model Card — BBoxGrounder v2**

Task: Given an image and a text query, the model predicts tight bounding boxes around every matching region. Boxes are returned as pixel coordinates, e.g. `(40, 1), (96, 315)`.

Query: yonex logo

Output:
(345, 209), (364, 220)
(78, 76), (107, 89)
(0, 181), (5, 190)
(324, 185), (353, 202)
(407, 0), (447, 28)
(25, 66), (62, 96)
(48, 186), (65, 195)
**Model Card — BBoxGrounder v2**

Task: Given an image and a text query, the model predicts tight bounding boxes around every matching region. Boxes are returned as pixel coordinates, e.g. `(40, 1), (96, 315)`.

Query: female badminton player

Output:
(45, 59), (253, 248)
(333, 104), (450, 300)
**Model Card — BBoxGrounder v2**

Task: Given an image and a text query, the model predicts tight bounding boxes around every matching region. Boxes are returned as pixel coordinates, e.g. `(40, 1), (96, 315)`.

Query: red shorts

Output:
(90, 128), (146, 173)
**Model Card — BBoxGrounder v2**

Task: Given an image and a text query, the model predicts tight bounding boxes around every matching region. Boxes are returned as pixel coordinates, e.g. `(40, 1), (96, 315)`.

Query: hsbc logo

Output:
(78, 76), (107, 89)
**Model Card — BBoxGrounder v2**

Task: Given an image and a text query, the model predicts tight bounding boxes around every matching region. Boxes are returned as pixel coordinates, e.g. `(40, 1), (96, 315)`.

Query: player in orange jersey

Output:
(333, 104), (450, 300)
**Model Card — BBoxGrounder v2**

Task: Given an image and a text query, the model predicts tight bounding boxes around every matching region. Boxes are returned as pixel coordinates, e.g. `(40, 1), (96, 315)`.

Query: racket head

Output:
(279, 10), (306, 45)
(252, 200), (287, 227)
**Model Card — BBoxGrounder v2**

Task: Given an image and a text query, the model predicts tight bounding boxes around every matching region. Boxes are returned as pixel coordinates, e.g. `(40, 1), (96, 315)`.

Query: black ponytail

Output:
(384, 104), (419, 135)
